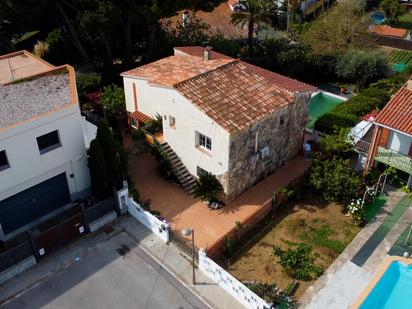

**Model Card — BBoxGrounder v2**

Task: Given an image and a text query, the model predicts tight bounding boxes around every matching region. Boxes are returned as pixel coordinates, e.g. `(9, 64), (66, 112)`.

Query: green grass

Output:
(364, 196), (387, 223)
(390, 50), (412, 65)
(300, 224), (346, 254)
(393, 13), (412, 30)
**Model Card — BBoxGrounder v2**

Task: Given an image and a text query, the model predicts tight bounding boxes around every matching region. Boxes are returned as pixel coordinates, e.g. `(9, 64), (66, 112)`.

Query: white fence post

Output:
(125, 194), (170, 243)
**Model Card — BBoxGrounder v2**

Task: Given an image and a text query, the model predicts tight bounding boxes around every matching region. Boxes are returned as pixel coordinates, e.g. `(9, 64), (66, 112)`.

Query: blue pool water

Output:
(372, 12), (385, 25)
(360, 261), (412, 309)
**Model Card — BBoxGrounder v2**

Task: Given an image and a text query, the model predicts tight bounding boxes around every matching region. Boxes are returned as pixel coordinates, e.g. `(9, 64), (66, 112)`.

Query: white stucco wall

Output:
(122, 76), (230, 177)
(387, 130), (412, 155)
(0, 104), (91, 201)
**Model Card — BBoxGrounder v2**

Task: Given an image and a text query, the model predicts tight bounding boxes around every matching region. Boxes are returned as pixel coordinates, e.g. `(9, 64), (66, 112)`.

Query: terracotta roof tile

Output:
(175, 61), (295, 132)
(131, 111), (151, 123)
(174, 46), (317, 93)
(121, 55), (234, 87)
(375, 85), (412, 135)
(370, 25), (408, 38)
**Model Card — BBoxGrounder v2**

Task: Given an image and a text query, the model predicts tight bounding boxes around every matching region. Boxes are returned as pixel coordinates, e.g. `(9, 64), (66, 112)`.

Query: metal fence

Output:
(85, 198), (115, 223)
(0, 241), (33, 273)
(169, 230), (198, 262)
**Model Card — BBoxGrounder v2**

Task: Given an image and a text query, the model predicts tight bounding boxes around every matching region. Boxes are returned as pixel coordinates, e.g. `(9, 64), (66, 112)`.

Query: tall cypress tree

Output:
(88, 139), (110, 198)
(96, 120), (119, 184)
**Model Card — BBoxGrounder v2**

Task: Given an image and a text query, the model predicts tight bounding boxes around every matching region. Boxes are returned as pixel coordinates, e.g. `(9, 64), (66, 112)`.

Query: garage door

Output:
(0, 173), (71, 235)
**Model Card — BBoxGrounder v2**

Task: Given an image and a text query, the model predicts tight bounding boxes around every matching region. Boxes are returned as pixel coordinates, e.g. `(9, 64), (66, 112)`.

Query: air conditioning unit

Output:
(249, 152), (259, 165)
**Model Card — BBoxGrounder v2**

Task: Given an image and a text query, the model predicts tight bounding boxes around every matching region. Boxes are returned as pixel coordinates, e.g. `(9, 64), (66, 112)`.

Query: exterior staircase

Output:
(159, 142), (197, 194)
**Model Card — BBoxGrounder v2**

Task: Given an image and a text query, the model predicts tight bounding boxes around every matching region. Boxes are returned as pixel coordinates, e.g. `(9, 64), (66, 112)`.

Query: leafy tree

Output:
(192, 171), (223, 203)
(101, 84), (125, 115)
(319, 128), (354, 159)
(307, 157), (362, 204)
(273, 243), (322, 281)
(231, 0), (272, 55)
(76, 73), (102, 96)
(302, 0), (372, 56)
(381, 0), (405, 25)
(336, 49), (389, 91)
(88, 139), (110, 198)
(96, 120), (119, 185)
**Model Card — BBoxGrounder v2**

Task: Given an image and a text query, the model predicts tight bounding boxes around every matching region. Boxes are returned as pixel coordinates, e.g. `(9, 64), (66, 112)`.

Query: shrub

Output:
(192, 171), (224, 203)
(77, 72), (102, 96)
(142, 113), (163, 134)
(33, 40), (49, 58)
(307, 157), (362, 204)
(273, 243), (322, 281)
(223, 235), (236, 258)
(101, 84), (125, 115)
(244, 281), (296, 306)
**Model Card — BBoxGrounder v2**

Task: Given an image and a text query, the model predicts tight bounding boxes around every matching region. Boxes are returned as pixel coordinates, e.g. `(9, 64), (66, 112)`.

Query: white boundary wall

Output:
(198, 249), (270, 309)
(126, 196), (169, 243)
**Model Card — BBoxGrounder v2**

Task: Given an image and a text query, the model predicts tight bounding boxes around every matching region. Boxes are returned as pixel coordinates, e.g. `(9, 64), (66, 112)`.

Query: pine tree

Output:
(88, 139), (110, 198)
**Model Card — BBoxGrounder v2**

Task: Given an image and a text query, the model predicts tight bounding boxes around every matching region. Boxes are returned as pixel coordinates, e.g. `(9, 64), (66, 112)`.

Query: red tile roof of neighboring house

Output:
(175, 61), (295, 132)
(228, 0), (240, 7)
(375, 85), (412, 135)
(160, 2), (247, 39)
(370, 25), (408, 38)
(174, 46), (317, 93)
(131, 111), (152, 123)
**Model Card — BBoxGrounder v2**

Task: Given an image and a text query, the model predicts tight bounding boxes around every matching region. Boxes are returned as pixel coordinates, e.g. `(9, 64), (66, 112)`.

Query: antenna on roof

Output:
(7, 58), (15, 81)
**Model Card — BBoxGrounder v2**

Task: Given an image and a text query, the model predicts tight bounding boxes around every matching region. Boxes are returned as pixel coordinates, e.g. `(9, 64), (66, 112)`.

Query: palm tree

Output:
(192, 172), (223, 204)
(231, 0), (272, 56)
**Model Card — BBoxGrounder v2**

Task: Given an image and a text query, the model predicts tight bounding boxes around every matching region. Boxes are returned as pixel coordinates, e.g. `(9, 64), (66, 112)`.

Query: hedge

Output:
(314, 72), (410, 134)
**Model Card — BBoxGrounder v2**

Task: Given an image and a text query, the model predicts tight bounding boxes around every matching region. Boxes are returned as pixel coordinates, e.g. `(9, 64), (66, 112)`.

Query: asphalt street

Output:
(2, 232), (209, 309)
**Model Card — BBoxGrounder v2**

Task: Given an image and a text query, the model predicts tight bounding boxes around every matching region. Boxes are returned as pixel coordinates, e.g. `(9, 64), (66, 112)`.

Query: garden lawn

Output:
(364, 196), (387, 223)
(228, 194), (361, 299)
(394, 13), (412, 30)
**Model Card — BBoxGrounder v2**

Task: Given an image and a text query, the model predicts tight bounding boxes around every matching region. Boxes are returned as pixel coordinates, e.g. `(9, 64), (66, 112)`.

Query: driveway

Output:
(128, 153), (309, 251)
(2, 233), (208, 309)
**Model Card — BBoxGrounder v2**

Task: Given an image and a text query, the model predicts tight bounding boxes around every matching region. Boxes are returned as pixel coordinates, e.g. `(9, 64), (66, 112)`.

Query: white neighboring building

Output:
(121, 46), (315, 200)
(0, 50), (96, 240)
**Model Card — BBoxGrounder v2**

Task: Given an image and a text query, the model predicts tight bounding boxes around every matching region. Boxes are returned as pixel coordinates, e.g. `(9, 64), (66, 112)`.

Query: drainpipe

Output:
(365, 124), (380, 173)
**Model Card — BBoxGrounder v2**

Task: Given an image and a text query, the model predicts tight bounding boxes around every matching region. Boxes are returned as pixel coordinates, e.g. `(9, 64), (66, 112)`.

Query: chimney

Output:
(203, 46), (212, 61)
(407, 79), (412, 90)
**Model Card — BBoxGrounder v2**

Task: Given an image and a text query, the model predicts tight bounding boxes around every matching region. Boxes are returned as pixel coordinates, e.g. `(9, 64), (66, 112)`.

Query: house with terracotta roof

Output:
(354, 80), (412, 187)
(121, 46), (316, 200)
(369, 25), (409, 39)
(0, 51), (96, 240)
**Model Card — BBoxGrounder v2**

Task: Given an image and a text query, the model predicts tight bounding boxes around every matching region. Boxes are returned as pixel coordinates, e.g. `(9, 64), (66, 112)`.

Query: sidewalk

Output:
(0, 214), (242, 309)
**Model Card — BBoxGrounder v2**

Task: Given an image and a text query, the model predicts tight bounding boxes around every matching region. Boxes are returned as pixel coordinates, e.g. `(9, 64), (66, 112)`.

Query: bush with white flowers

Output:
(347, 198), (364, 225)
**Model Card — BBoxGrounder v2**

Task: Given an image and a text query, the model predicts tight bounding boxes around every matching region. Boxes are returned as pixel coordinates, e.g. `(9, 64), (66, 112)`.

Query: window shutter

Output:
(379, 128), (390, 148)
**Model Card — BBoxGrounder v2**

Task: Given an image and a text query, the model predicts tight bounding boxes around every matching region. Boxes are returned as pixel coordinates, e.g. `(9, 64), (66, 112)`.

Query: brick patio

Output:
(128, 153), (309, 253)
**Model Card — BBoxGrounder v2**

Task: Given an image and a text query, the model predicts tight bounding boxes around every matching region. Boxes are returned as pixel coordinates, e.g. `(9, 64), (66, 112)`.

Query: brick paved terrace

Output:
(127, 152), (309, 253)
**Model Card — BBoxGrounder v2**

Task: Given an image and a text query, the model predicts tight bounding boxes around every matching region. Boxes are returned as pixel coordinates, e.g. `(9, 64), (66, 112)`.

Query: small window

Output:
(197, 132), (212, 151)
(197, 166), (207, 177)
(37, 130), (61, 154)
(0, 150), (10, 171)
(169, 116), (176, 128)
(280, 115), (285, 127)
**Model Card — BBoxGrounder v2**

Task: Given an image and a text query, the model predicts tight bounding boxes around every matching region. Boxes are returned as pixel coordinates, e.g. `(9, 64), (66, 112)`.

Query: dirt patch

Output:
(228, 195), (361, 299)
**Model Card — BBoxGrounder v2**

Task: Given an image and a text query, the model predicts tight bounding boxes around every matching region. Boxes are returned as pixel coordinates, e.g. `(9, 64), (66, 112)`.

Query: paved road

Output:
(2, 233), (208, 309)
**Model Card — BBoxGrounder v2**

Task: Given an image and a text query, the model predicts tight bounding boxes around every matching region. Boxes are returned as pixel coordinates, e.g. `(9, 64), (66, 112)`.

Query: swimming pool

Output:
(307, 91), (346, 129)
(360, 261), (412, 309)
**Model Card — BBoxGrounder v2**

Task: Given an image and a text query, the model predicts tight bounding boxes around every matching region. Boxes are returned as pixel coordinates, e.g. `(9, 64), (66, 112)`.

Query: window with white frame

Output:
(196, 132), (212, 151)
(169, 115), (176, 128)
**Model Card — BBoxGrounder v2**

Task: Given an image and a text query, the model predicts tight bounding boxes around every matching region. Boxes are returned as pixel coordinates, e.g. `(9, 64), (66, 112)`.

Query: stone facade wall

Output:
(218, 91), (311, 200)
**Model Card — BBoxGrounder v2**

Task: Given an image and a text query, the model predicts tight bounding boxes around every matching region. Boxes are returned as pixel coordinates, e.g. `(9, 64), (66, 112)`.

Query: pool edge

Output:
(350, 256), (412, 309)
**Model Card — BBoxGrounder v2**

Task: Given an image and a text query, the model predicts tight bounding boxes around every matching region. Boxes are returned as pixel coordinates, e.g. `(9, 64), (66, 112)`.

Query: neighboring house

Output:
(369, 25), (409, 39)
(228, 0), (247, 12)
(353, 80), (412, 187)
(121, 46), (315, 200)
(0, 50), (96, 240)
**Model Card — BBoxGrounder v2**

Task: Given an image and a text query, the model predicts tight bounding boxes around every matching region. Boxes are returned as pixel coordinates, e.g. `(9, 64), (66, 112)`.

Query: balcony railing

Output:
(354, 140), (371, 154)
(375, 146), (412, 174)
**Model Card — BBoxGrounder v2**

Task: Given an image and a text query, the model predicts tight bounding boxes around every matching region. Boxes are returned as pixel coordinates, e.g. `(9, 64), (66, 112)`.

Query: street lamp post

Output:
(182, 227), (195, 285)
